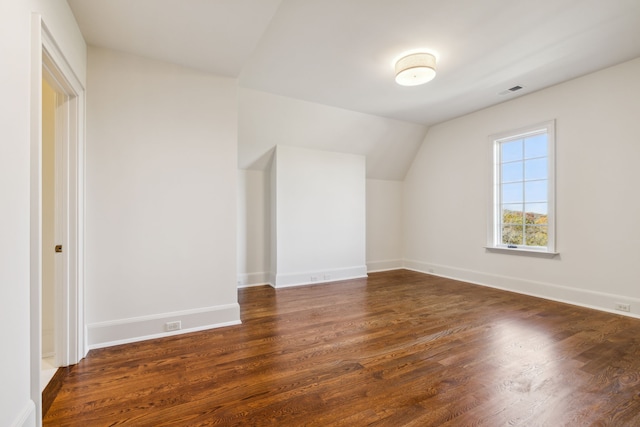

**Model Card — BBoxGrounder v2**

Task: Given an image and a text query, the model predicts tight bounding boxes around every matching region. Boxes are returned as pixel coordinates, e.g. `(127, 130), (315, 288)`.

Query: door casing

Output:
(30, 16), (86, 424)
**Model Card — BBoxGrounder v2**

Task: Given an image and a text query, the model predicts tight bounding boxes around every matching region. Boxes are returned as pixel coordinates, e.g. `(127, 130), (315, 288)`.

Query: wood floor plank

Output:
(44, 270), (640, 426)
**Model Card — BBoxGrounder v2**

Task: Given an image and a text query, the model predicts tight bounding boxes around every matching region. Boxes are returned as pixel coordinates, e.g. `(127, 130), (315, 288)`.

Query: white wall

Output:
(0, 3), (34, 424)
(237, 174), (405, 284)
(238, 170), (404, 286)
(85, 47), (240, 347)
(271, 146), (367, 287)
(367, 179), (403, 272)
(237, 169), (270, 286)
(404, 58), (640, 316)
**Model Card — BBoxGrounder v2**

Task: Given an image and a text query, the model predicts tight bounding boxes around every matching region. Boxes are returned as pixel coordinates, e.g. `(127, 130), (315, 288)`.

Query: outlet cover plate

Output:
(166, 321), (182, 331)
(615, 303), (631, 312)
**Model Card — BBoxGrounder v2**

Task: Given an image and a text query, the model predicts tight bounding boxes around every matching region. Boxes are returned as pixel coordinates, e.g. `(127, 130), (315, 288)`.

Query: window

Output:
(489, 121), (556, 253)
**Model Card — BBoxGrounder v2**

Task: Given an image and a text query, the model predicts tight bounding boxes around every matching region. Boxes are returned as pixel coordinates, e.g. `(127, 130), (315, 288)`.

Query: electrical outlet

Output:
(166, 321), (181, 331)
(615, 303), (631, 312)
(310, 276), (318, 282)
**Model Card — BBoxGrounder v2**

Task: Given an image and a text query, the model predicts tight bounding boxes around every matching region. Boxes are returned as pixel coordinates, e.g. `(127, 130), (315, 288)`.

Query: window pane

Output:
(525, 203), (548, 223)
(525, 225), (548, 247)
(525, 158), (547, 180)
(502, 183), (523, 203)
(501, 140), (523, 162)
(501, 161), (523, 183)
(502, 204), (523, 225)
(502, 225), (523, 245)
(524, 134), (547, 158)
(524, 211), (547, 225)
(524, 180), (547, 202)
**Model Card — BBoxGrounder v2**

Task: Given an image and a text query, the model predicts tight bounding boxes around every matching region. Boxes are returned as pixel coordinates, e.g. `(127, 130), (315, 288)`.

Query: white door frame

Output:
(30, 15), (86, 424)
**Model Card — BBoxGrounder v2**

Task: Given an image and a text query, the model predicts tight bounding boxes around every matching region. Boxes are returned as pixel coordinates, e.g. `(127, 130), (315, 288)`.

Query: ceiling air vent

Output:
(499, 85), (524, 96)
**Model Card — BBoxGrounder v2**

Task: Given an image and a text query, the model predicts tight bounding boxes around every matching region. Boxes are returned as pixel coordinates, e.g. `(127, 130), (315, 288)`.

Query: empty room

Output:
(3, 1), (640, 426)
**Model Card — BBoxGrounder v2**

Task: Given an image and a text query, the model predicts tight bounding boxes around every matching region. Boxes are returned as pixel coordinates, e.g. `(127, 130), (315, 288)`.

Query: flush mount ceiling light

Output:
(395, 52), (437, 86)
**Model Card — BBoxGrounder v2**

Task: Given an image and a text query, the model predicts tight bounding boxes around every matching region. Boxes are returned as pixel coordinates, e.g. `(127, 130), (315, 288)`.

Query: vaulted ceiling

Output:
(67, 0), (640, 178)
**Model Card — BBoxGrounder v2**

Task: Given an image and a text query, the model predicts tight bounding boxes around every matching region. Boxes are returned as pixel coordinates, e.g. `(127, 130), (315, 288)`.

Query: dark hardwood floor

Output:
(44, 270), (640, 426)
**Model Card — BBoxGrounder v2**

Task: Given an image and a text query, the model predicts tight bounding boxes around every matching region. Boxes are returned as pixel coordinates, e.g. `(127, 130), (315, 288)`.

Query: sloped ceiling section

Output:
(68, 0), (640, 179)
(239, 89), (427, 180)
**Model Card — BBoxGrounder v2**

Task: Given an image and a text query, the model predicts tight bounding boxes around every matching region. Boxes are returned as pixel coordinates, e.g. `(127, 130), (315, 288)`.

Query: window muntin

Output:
(490, 121), (555, 253)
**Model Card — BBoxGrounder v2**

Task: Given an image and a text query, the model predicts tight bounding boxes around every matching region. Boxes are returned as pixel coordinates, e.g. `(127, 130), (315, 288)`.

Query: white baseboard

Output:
(274, 265), (368, 288)
(367, 259), (403, 272)
(12, 400), (35, 427)
(237, 271), (271, 288)
(404, 259), (640, 319)
(238, 262), (403, 288)
(86, 303), (241, 350)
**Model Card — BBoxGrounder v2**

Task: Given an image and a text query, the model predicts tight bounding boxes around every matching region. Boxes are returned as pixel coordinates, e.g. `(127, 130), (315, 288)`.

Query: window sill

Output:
(484, 246), (559, 258)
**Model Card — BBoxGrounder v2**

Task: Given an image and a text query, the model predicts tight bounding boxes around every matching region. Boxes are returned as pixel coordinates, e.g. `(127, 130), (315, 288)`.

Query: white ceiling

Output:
(67, 0), (640, 177)
(67, 0), (283, 78)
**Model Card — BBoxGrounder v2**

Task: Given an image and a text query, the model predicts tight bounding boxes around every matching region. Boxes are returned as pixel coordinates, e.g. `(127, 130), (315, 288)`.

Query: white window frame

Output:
(487, 120), (557, 255)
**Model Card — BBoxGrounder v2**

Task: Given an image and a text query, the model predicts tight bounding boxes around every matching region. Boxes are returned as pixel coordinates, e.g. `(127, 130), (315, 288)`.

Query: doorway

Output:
(41, 77), (57, 390)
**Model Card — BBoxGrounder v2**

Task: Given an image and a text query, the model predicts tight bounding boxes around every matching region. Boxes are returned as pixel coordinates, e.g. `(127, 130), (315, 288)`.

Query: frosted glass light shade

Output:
(395, 53), (437, 86)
